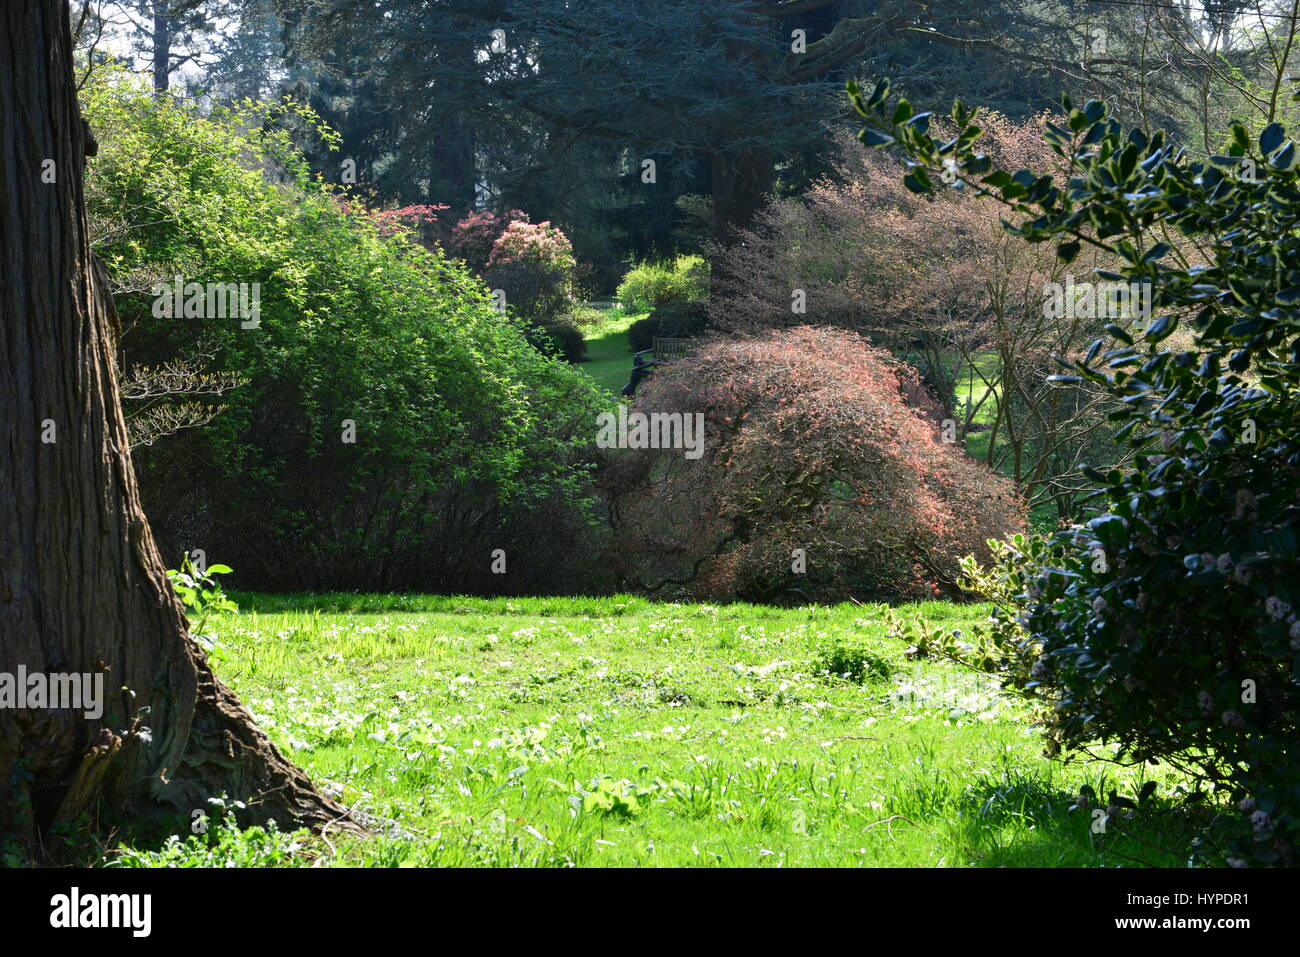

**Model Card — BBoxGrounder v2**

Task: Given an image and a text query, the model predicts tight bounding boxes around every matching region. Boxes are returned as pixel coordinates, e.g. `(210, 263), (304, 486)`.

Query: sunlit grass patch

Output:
(107, 594), (1198, 868)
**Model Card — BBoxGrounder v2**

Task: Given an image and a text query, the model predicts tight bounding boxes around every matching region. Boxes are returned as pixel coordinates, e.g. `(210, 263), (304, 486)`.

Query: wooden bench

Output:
(623, 339), (697, 396)
(651, 337), (694, 360)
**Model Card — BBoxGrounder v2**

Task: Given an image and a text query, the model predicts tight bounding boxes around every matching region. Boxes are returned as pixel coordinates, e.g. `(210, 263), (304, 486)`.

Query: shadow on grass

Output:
(949, 769), (1207, 868)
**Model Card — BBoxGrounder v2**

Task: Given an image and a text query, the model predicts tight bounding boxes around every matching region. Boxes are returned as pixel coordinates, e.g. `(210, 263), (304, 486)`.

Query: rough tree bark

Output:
(709, 149), (776, 300)
(710, 149), (775, 247)
(152, 7), (174, 94)
(0, 0), (359, 857)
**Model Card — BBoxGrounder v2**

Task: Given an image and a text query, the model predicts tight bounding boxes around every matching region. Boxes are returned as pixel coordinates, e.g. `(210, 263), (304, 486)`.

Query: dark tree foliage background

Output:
(267, 0), (1114, 286)
(79, 1), (1278, 288)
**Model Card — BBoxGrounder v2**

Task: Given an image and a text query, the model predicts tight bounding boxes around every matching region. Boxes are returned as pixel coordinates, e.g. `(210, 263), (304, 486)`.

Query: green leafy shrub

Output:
(883, 535), (1050, 688)
(575, 776), (653, 820)
(856, 79), (1300, 865)
(813, 641), (896, 684)
(83, 70), (609, 594)
(110, 797), (309, 868)
(627, 301), (709, 353)
(527, 321), (588, 363)
(166, 557), (237, 657)
(616, 255), (709, 311)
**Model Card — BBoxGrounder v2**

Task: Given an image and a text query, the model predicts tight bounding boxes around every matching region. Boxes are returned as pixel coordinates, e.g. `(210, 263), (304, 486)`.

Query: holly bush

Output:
(853, 78), (1300, 865)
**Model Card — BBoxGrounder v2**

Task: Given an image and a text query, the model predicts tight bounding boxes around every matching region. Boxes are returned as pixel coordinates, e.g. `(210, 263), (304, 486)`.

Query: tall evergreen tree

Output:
(277, 1), (1168, 279)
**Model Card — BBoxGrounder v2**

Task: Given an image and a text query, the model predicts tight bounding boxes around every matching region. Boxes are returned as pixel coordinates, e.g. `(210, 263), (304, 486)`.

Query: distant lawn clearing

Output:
(576, 303), (646, 394)
(109, 595), (1197, 867)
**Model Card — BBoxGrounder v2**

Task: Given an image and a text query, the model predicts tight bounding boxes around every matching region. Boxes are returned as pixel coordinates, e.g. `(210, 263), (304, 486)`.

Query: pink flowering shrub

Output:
(487, 218), (574, 268)
(440, 209), (581, 320)
(336, 199), (447, 242)
(483, 216), (580, 320)
(601, 326), (1025, 602)
(447, 208), (527, 272)
(368, 203), (447, 237)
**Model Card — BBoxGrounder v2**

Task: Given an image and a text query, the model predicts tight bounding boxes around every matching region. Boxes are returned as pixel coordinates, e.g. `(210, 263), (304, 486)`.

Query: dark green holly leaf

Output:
(1260, 122), (1285, 155)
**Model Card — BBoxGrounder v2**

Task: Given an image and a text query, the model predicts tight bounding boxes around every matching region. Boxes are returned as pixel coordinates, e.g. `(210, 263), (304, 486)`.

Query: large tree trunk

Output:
(431, 121), (477, 213)
(0, 0), (357, 858)
(430, 31), (479, 213)
(710, 149), (774, 245)
(153, 6), (173, 94)
(709, 148), (774, 299)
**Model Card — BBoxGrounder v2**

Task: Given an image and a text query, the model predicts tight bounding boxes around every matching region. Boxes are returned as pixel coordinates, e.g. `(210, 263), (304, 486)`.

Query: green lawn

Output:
(574, 302), (646, 394)
(108, 594), (1199, 868)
